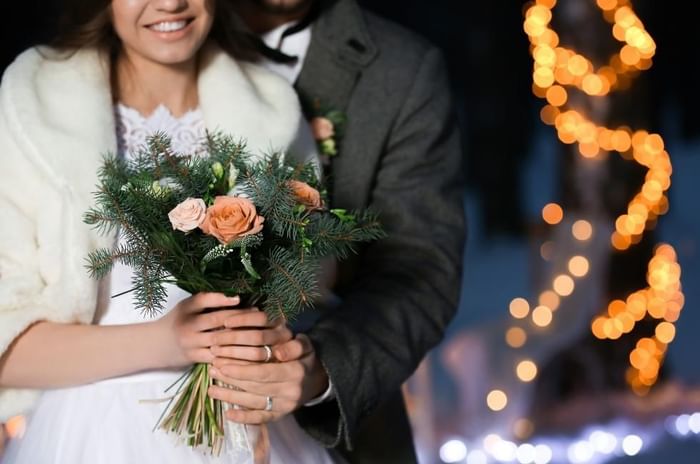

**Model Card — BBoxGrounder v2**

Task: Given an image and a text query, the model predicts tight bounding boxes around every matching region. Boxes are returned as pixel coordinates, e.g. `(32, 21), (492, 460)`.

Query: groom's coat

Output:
(291, 1), (466, 462)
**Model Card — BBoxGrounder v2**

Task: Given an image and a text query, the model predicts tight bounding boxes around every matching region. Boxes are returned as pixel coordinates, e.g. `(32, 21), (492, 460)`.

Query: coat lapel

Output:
(294, 0), (378, 205)
(295, 0), (377, 114)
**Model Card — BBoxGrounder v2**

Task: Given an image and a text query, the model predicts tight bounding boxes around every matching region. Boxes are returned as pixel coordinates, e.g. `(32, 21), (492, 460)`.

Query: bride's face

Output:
(111, 0), (215, 66)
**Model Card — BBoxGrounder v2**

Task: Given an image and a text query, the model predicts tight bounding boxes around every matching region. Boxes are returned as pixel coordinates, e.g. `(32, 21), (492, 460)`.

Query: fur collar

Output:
(0, 44), (300, 201)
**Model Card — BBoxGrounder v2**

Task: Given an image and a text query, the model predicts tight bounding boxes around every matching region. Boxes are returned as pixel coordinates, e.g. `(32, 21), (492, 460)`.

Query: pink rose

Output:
(199, 196), (264, 244)
(168, 198), (207, 232)
(310, 117), (335, 141)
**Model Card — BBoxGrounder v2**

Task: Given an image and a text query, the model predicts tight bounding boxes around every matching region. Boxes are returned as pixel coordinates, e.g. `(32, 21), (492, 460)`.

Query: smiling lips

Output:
(147, 19), (192, 33)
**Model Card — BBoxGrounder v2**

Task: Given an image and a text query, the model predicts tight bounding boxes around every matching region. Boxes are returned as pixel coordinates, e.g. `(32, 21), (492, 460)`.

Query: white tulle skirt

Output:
(3, 369), (334, 464)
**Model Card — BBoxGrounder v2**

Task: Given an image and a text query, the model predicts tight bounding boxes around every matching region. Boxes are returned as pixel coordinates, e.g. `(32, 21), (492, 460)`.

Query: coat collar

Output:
(1, 44), (300, 199)
(295, 0), (378, 113)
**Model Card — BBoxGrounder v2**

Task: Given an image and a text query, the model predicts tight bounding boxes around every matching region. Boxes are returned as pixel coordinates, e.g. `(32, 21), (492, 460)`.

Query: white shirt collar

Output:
(259, 20), (312, 85)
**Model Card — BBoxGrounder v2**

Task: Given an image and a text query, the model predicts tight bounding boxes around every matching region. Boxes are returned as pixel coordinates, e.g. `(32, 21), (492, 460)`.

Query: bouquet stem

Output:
(159, 363), (225, 455)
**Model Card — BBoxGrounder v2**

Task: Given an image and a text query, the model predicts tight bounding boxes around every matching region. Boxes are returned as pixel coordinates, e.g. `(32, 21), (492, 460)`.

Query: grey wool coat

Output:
(290, 1), (466, 462)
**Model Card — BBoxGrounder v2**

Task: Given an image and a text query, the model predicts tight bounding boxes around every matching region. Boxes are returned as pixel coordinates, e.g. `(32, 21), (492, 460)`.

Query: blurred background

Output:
(1, 0), (698, 463)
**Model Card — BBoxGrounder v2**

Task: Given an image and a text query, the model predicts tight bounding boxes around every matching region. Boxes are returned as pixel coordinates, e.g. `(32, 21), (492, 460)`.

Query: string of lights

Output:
(523, 0), (684, 400)
(434, 1), (686, 461)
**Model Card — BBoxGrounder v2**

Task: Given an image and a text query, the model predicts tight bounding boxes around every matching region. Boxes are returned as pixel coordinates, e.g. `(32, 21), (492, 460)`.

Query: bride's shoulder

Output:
(1, 46), (107, 97)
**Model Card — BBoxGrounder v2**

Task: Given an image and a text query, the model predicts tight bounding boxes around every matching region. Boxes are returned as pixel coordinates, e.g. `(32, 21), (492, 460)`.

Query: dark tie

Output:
(251, 1), (320, 64)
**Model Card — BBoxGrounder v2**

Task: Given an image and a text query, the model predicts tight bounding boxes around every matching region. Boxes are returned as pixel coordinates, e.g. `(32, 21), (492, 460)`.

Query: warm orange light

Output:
(655, 322), (676, 344)
(546, 85), (568, 106)
(513, 418), (535, 440)
(5, 415), (26, 439)
(607, 299), (626, 317)
(630, 349), (650, 370)
(611, 130), (632, 152)
(647, 297), (666, 319)
(611, 231), (632, 250)
(540, 105), (560, 125)
(626, 292), (647, 320)
(567, 54), (589, 76)
(568, 256), (590, 277)
(539, 290), (561, 311)
(572, 220), (593, 241)
(487, 390), (508, 411)
(506, 327), (528, 348)
(582, 74), (604, 95)
(516, 360), (539, 382)
(532, 305), (553, 327)
(534, 67), (555, 87)
(620, 45), (641, 66)
(509, 298), (530, 319)
(527, 0), (679, 395)
(596, 0), (617, 11)
(542, 203), (564, 225)
(592, 317), (607, 339)
(553, 275), (575, 296)
(616, 312), (635, 333)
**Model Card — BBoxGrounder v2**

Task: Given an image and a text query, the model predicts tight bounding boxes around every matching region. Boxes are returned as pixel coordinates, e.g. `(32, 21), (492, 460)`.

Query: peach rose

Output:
(199, 196), (264, 244)
(310, 117), (335, 141)
(168, 198), (207, 232)
(288, 180), (322, 210)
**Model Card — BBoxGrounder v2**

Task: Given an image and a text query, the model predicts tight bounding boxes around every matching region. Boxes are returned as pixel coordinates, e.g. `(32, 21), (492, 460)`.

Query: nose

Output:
(152, 0), (188, 12)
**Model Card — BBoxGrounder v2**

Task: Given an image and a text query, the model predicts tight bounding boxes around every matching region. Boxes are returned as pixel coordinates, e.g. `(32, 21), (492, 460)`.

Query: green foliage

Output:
(84, 132), (385, 318)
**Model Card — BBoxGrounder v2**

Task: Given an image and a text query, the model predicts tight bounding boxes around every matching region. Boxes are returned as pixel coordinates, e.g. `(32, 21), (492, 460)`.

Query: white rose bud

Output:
(168, 198), (207, 232)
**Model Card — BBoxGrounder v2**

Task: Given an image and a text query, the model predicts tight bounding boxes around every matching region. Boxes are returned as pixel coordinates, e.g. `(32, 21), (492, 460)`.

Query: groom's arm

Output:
(295, 46), (465, 449)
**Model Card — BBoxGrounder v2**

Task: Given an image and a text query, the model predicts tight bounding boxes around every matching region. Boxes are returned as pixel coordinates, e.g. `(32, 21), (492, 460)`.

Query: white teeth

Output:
(150, 20), (188, 33)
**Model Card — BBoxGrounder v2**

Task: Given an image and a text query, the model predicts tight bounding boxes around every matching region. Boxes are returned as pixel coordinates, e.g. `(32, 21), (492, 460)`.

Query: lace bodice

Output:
(115, 103), (206, 157)
(101, 103), (207, 326)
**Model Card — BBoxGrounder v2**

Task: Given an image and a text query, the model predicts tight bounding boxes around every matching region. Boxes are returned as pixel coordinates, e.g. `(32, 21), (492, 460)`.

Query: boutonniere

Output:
(309, 100), (346, 165)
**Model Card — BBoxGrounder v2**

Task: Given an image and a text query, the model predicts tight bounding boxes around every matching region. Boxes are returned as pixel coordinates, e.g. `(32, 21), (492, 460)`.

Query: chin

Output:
(148, 49), (201, 66)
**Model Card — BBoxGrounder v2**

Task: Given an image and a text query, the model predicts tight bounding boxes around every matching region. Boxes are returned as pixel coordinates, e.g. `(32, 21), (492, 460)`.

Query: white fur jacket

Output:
(0, 45), (308, 420)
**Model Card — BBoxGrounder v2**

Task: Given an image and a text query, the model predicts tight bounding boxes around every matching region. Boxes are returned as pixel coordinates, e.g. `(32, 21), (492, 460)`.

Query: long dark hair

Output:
(50, 0), (259, 62)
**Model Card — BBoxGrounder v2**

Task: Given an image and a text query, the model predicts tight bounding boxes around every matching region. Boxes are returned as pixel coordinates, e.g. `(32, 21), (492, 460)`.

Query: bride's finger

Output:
(183, 293), (240, 314)
(223, 310), (274, 329)
(210, 345), (272, 362)
(193, 309), (245, 332)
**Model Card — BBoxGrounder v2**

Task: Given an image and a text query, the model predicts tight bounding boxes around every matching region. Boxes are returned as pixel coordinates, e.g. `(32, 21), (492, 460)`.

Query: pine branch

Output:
(85, 245), (144, 279)
(262, 247), (319, 320)
(304, 211), (386, 259)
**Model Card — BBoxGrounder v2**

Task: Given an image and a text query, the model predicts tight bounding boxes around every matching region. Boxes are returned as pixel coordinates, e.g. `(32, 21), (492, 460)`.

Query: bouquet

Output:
(83, 133), (384, 454)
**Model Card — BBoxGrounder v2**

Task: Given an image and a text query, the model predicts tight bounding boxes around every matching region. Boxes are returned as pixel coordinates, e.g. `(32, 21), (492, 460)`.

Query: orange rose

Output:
(199, 196), (264, 244)
(288, 180), (322, 210)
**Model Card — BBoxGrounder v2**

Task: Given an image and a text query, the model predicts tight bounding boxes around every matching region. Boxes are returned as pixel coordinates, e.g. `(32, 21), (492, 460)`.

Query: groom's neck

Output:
(236, 0), (315, 34)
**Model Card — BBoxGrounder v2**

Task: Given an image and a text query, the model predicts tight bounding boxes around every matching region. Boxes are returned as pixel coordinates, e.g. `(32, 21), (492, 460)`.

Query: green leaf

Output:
(241, 249), (261, 280)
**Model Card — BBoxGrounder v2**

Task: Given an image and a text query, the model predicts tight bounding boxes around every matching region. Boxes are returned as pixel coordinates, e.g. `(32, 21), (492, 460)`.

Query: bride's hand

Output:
(207, 333), (329, 424)
(153, 292), (243, 368)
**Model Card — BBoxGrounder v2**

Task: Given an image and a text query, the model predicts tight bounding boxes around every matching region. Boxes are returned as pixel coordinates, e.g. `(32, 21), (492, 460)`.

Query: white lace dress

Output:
(3, 104), (334, 464)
